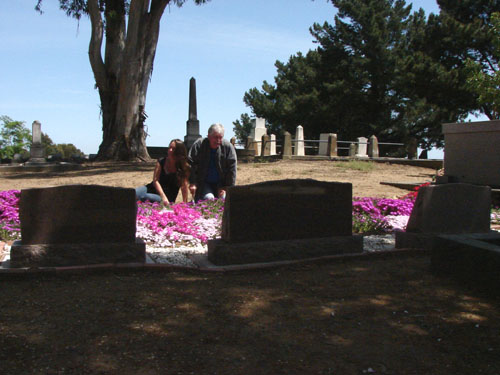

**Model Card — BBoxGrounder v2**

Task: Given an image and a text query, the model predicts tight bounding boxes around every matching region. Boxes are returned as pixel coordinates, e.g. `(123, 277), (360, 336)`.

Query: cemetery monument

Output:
(184, 77), (202, 150)
(26, 120), (46, 164)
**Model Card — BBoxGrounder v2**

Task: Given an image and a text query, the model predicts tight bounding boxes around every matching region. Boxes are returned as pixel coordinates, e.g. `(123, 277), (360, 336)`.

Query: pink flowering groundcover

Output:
(0, 189), (416, 245)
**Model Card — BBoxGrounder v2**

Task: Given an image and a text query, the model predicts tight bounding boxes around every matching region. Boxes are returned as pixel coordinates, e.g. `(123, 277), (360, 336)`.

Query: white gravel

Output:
(146, 234), (397, 267)
(363, 233), (396, 253)
(146, 244), (207, 267)
(1, 235), (398, 268)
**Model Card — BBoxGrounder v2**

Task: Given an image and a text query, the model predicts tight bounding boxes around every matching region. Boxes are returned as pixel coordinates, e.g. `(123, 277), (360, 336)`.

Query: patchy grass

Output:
(337, 160), (376, 172)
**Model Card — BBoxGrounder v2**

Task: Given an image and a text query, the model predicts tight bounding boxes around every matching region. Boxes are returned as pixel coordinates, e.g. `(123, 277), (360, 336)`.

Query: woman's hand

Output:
(218, 188), (226, 199)
(189, 184), (197, 197)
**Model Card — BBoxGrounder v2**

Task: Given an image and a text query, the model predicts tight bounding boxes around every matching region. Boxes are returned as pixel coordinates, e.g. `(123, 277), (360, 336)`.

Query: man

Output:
(188, 123), (237, 201)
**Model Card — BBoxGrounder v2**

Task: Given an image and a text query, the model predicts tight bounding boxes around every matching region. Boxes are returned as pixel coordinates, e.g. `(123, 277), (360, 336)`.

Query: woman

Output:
(136, 139), (190, 205)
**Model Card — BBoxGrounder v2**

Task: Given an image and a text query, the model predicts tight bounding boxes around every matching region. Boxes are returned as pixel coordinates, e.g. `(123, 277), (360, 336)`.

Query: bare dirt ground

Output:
(2, 160), (500, 374)
(2, 256), (500, 374)
(0, 159), (436, 198)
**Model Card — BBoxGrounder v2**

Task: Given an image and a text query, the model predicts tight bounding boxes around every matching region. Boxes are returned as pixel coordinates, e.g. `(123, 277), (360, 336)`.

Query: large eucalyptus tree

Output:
(36, 0), (208, 161)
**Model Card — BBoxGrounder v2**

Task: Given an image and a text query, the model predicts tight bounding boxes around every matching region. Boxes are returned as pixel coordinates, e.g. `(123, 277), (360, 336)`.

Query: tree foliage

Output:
(36, 0), (209, 161)
(465, 11), (500, 118)
(241, 0), (500, 150)
(0, 116), (31, 159)
(232, 113), (254, 144)
(42, 133), (85, 159)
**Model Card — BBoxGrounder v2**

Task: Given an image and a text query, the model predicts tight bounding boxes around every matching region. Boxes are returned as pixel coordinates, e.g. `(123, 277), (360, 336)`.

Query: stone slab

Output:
(431, 232), (500, 288)
(222, 179), (352, 242)
(19, 185), (137, 244)
(406, 183), (491, 234)
(395, 231), (435, 249)
(10, 238), (146, 268)
(208, 235), (363, 266)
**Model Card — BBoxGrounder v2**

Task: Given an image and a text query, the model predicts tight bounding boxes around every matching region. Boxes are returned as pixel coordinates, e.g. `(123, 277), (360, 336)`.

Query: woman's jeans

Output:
(135, 185), (161, 203)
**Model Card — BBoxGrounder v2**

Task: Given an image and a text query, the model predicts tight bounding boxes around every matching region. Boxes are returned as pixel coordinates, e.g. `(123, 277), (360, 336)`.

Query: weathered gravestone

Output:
(396, 183), (491, 249)
(10, 185), (145, 267)
(27, 120), (46, 164)
(282, 131), (292, 158)
(261, 134), (271, 156)
(319, 133), (335, 156)
(367, 135), (379, 158)
(208, 179), (363, 265)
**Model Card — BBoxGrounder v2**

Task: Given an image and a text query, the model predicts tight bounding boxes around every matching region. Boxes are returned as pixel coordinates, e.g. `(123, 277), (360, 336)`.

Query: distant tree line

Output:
(0, 115), (84, 160)
(234, 0), (500, 152)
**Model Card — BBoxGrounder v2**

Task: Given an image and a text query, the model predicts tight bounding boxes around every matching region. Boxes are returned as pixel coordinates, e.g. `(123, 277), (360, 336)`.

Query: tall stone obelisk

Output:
(184, 77), (202, 150)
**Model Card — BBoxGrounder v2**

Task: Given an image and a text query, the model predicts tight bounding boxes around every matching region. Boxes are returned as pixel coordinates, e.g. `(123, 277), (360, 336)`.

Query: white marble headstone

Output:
(294, 125), (305, 156)
(270, 134), (276, 155)
(356, 137), (368, 157)
(250, 117), (267, 155)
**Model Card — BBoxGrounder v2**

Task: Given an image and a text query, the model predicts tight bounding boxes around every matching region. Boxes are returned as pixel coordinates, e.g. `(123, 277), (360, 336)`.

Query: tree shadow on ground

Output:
(0, 162), (155, 182)
(1, 254), (500, 375)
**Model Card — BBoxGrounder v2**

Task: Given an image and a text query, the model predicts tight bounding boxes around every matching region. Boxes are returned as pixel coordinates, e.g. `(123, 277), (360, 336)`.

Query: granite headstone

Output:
(10, 185), (145, 267)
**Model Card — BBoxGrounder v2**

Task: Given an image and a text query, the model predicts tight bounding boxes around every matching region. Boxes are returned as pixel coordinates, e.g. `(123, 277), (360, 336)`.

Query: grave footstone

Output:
(208, 179), (362, 265)
(10, 185), (145, 267)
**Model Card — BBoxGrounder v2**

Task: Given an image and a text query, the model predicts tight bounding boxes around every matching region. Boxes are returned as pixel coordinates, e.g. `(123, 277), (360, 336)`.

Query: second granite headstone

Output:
(208, 179), (362, 265)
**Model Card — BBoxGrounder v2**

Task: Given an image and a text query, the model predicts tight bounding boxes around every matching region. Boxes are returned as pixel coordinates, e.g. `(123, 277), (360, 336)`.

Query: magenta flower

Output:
(0, 190), (21, 240)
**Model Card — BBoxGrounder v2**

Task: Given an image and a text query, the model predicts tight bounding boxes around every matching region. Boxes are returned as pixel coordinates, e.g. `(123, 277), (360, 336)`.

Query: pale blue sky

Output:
(1, 0), (443, 155)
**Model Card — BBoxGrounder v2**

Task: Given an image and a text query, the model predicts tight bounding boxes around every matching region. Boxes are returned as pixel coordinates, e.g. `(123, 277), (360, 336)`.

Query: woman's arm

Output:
(152, 161), (169, 206)
(181, 179), (189, 203)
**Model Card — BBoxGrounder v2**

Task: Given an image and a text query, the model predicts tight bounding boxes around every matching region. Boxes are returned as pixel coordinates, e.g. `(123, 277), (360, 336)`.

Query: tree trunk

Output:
(88, 0), (170, 161)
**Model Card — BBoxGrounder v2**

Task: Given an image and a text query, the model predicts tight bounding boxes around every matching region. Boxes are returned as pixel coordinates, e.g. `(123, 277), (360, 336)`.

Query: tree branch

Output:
(87, 0), (107, 91)
(104, 0), (126, 79)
